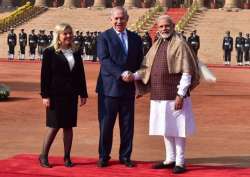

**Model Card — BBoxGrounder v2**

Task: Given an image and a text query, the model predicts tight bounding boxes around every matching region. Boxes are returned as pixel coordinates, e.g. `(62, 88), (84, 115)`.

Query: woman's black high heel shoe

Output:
(39, 155), (52, 168)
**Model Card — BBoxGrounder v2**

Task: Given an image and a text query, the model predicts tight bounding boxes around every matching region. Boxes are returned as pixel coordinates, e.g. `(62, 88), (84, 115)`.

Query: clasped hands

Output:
(121, 71), (134, 83)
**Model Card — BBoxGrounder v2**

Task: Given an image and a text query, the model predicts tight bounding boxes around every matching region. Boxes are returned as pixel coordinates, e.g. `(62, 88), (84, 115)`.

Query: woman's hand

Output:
(42, 98), (50, 108)
(80, 97), (87, 107)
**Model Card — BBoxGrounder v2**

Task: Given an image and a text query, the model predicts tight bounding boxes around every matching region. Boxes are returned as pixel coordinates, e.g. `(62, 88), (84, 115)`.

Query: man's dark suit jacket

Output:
(96, 28), (143, 97)
(40, 47), (88, 98)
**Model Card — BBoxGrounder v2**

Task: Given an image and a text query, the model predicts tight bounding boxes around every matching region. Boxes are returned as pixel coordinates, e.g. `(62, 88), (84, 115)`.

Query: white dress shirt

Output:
(62, 49), (75, 71)
(114, 28), (130, 77)
(114, 28), (128, 53)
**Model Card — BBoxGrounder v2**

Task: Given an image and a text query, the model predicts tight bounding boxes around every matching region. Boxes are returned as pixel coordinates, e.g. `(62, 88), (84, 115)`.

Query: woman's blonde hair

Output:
(50, 23), (75, 52)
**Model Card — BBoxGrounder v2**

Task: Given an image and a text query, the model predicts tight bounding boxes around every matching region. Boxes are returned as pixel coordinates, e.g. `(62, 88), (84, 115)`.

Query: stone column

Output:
(159, 0), (167, 7)
(1, 0), (13, 7)
(80, 0), (87, 7)
(34, 0), (47, 6)
(93, 0), (105, 7)
(124, 0), (136, 8)
(63, 0), (77, 7)
(192, 0), (204, 8)
(223, 0), (238, 8)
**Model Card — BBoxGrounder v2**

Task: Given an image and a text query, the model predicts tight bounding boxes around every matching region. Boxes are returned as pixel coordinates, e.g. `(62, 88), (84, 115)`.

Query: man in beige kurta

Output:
(134, 15), (200, 174)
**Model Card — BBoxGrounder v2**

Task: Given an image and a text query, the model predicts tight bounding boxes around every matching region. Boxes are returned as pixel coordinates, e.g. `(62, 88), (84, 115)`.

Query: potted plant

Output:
(0, 84), (10, 100)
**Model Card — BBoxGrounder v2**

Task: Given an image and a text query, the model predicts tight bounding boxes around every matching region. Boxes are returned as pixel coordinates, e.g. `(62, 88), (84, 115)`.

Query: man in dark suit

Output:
(29, 29), (38, 60)
(7, 28), (17, 60)
(142, 32), (152, 56)
(235, 32), (245, 65)
(96, 6), (143, 168)
(19, 29), (27, 60)
(244, 33), (250, 65)
(222, 31), (233, 65)
(187, 30), (200, 55)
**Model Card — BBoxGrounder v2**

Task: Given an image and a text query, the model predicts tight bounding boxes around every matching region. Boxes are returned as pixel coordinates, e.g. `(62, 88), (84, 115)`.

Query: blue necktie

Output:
(120, 32), (127, 54)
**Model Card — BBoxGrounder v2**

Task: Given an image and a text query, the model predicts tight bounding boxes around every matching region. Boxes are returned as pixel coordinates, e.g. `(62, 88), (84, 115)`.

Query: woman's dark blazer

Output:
(40, 47), (88, 99)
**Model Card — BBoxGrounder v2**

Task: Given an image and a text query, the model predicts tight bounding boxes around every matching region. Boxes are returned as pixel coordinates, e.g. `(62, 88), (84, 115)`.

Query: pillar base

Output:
(222, 7), (240, 11)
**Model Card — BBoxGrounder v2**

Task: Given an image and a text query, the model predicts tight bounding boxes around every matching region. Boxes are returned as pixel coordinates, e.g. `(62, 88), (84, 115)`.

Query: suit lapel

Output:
(127, 30), (132, 57)
(71, 52), (78, 71)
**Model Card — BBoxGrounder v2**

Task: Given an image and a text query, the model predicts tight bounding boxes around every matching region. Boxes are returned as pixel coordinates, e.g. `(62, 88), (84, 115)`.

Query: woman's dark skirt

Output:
(46, 95), (78, 128)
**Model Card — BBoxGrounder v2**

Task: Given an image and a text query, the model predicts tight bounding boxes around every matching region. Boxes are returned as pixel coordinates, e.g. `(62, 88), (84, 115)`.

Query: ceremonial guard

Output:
(142, 32), (152, 56)
(47, 31), (54, 45)
(38, 30), (48, 60)
(222, 31), (233, 65)
(83, 31), (92, 60)
(180, 30), (186, 41)
(244, 33), (250, 65)
(79, 32), (85, 58)
(73, 30), (82, 52)
(187, 30), (200, 55)
(235, 32), (245, 65)
(19, 29), (27, 60)
(28, 29), (38, 60)
(91, 31), (98, 62)
(7, 28), (17, 60)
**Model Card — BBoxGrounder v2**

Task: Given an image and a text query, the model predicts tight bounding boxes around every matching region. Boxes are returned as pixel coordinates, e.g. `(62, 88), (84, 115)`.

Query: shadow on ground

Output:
(1, 81), (39, 92)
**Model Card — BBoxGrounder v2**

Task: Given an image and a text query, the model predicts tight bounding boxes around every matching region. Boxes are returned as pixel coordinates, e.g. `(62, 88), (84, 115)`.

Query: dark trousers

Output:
(237, 49), (243, 63)
(8, 45), (15, 54)
(92, 54), (97, 62)
(224, 50), (231, 62)
(98, 94), (135, 161)
(30, 46), (36, 54)
(20, 45), (26, 54)
(191, 46), (198, 55)
(38, 46), (46, 55)
(244, 51), (249, 62)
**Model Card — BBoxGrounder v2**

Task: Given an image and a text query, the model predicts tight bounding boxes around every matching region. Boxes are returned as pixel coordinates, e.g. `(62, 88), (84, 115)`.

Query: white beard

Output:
(160, 31), (173, 39)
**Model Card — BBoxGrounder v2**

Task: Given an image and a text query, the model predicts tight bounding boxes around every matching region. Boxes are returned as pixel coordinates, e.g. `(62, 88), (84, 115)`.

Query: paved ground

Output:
(1, 61), (250, 167)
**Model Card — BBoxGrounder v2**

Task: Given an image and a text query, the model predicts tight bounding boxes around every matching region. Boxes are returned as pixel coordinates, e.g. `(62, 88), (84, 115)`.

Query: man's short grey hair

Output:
(110, 6), (129, 18)
(156, 15), (174, 25)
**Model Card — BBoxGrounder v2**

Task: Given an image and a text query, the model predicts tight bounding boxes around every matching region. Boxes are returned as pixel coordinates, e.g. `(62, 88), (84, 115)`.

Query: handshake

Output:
(121, 71), (135, 82)
(121, 70), (141, 83)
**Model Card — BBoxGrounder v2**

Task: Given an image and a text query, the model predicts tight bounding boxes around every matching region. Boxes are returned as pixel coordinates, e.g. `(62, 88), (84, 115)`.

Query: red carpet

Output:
(0, 154), (250, 177)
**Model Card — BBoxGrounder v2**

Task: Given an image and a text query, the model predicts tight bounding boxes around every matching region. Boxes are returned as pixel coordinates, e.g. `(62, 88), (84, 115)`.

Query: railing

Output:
(175, 2), (199, 32)
(0, 2), (47, 33)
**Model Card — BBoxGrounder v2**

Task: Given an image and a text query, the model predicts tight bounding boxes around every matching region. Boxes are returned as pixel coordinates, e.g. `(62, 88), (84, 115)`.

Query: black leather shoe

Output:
(120, 159), (135, 168)
(64, 159), (74, 167)
(173, 166), (186, 174)
(152, 161), (175, 169)
(97, 160), (109, 168)
(38, 155), (52, 168)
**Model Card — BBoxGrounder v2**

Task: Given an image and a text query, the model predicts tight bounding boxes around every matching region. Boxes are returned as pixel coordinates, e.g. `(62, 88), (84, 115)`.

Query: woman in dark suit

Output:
(39, 23), (88, 168)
